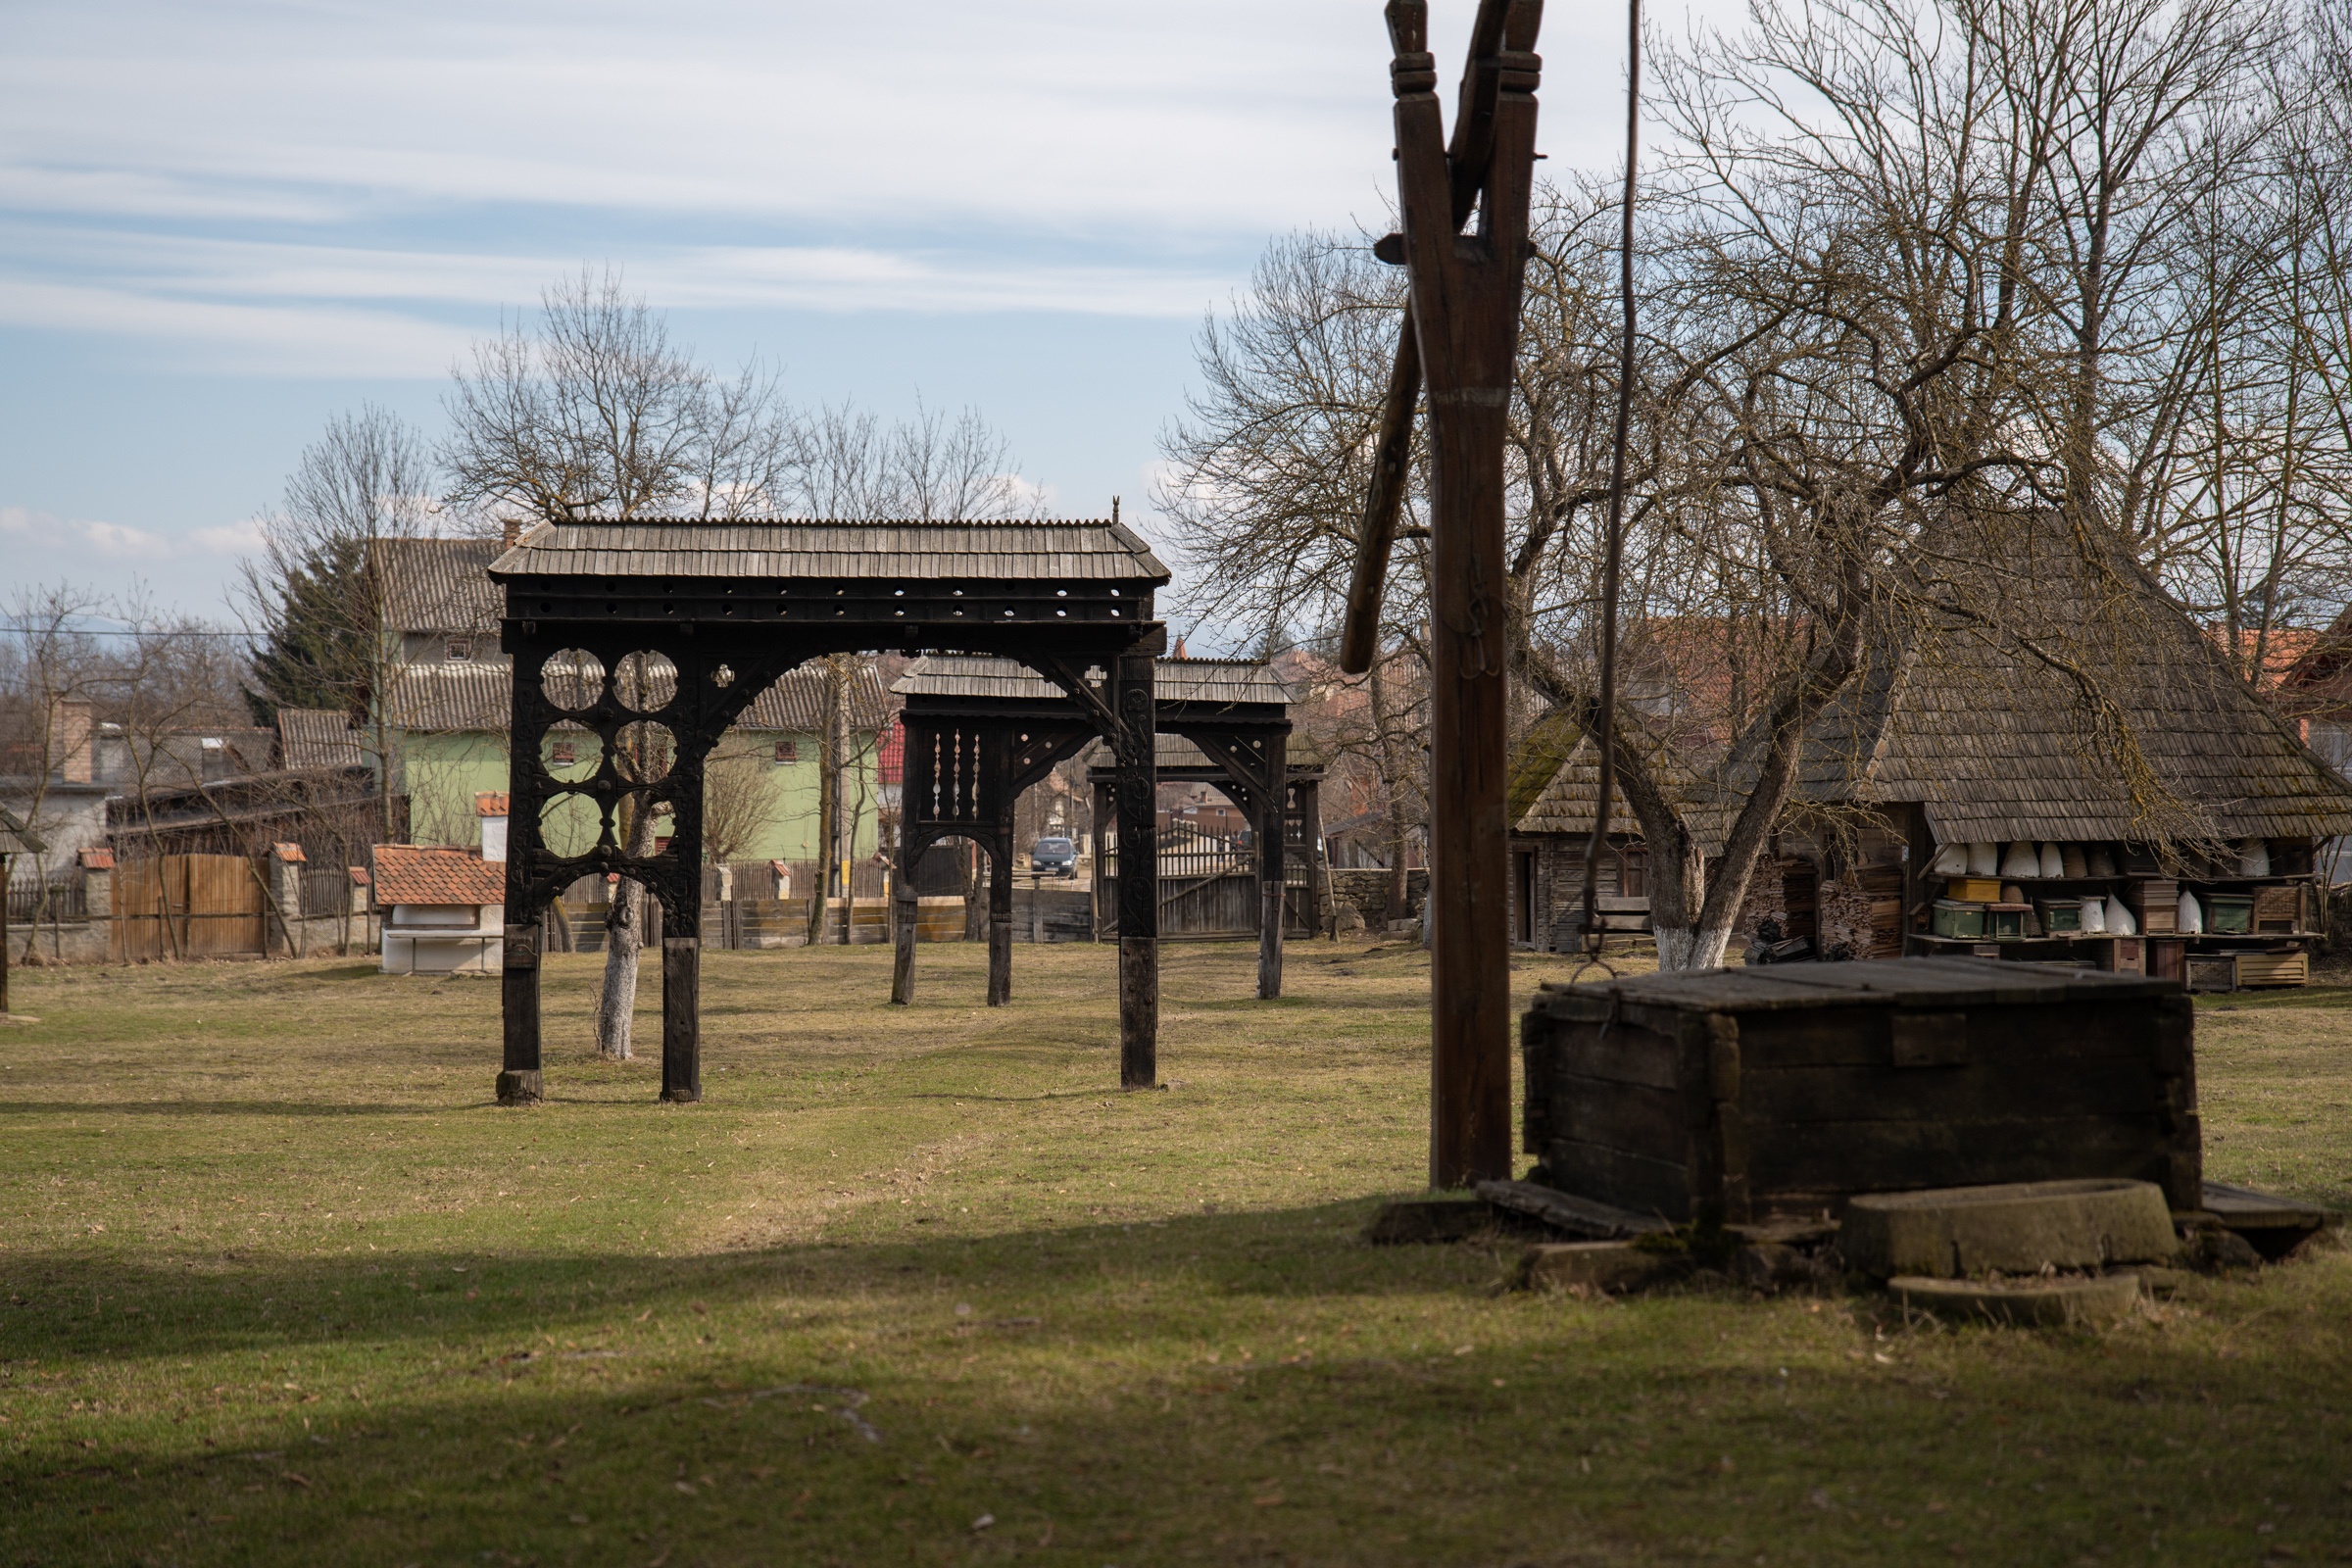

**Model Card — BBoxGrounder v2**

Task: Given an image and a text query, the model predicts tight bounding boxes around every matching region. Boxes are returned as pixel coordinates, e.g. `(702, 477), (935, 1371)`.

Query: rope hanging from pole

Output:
(1580, 0), (1641, 957)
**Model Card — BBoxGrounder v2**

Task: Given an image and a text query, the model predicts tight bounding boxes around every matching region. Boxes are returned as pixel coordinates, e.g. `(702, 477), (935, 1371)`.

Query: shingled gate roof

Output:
(384, 660), (888, 734)
(488, 517), (1171, 584)
(370, 844), (507, 906)
(891, 655), (1293, 707)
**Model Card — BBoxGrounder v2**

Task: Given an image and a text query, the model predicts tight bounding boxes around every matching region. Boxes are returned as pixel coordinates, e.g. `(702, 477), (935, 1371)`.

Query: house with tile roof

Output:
(371, 842), (508, 975)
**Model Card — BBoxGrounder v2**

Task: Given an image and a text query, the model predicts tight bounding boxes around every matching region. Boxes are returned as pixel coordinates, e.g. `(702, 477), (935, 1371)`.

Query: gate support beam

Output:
(1114, 648), (1158, 1088)
(1256, 735), (1288, 999)
(498, 921), (544, 1104)
(988, 822), (1014, 1006)
(662, 934), (701, 1102)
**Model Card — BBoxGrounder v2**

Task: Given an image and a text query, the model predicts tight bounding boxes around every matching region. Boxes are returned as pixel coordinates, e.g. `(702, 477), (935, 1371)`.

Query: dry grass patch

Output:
(0, 943), (2347, 1566)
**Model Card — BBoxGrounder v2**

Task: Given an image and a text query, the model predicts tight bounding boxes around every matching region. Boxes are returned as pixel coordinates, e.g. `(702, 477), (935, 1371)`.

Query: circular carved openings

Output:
(538, 791), (603, 859)
(612, 721), (675, 783)
(612, 652), (678, 713)
(541, 649), (605, 712)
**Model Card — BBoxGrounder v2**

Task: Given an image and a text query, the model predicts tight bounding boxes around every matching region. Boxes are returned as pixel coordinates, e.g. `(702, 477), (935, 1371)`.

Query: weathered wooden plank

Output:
(1534, 1018), (1687, 1091)
(1740, 1057), (2156, 1125)
(1476, 1179), (1673, 1238)
(1551, 1074), (1697, 1155)
(1745, 1116), (2163, 1195)
(1543, 1137), (1690, 1221)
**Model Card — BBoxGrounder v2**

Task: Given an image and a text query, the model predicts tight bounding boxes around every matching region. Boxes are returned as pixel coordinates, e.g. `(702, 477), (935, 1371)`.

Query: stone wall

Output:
(1327, 868), (1427, 926)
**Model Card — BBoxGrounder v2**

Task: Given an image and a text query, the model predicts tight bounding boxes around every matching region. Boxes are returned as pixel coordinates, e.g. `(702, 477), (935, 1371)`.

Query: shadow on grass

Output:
(0, 1101), (435, 1118)
(6, 1226), (2350, 1567)
(2197, 984), (2352, 1013)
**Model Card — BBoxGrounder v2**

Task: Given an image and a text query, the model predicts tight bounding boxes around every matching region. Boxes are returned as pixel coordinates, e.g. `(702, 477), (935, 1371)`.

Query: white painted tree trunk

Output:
(595, 881), (640, 1060)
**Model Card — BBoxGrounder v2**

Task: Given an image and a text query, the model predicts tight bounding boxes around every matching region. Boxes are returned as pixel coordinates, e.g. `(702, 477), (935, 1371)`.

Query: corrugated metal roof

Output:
(489, 517), (1171, 584)
(891, 655), (1293, 705)
(373, 537), (503, 634)
(276, 708), (365, 770)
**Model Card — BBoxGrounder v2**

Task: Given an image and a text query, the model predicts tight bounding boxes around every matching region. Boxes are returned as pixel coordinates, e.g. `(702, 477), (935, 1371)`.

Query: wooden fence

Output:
(112, 855), (267, 961)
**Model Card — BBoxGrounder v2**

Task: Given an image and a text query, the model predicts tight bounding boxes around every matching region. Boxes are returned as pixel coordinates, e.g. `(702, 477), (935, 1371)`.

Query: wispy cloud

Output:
(2, 505), (261, 563)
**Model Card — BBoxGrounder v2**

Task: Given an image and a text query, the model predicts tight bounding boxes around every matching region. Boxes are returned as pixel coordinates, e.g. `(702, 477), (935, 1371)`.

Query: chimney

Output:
(501, 518), (522, 551)
(50, 700), (92, 784)
(476, 792), (510, 861)
(1173, 636), (1188, 660)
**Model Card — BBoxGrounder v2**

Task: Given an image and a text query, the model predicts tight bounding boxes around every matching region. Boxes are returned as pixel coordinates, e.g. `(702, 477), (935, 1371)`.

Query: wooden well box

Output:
(1520, 956), (2199, 1224)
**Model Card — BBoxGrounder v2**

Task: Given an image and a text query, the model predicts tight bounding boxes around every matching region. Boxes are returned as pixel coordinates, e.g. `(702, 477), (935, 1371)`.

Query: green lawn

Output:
(2, 940), (2349, 1567)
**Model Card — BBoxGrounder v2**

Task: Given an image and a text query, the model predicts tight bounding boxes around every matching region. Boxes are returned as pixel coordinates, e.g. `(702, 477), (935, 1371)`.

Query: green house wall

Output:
(395, 728), (881, 865)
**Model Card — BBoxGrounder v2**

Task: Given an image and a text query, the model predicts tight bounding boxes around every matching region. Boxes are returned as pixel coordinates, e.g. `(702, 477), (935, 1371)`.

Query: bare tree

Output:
(237, 404), (440, 847)
(443, 267), (798, 525)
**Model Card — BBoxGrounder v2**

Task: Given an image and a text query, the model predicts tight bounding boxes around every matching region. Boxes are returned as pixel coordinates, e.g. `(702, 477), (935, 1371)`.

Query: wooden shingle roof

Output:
(891, 655), (1293, 706)
(490, 518), (1170, 584)
(1757, 520), (2352, 845)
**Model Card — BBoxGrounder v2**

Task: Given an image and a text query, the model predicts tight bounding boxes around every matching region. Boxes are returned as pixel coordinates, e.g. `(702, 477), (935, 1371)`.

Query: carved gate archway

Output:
(488, 516), (1169, 1104)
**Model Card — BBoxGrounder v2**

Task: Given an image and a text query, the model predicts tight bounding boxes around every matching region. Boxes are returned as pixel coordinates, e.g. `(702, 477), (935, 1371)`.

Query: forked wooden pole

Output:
(1386, 0), (1544, 1187)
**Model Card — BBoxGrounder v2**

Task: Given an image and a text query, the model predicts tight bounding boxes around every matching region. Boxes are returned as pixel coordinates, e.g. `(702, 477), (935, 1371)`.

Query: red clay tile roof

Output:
(371, 844), (505, 906)
(475, 792), (510, 817)
(78, 847), (115, 869)
(270, 842), (306, 861)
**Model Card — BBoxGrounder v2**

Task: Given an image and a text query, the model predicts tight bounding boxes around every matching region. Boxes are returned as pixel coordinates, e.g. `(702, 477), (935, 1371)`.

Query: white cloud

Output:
(3, 504), (263, 563)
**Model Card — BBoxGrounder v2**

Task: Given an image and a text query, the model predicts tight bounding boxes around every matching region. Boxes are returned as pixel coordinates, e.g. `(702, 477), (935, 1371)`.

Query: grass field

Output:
(2, 938), (2349, 1567)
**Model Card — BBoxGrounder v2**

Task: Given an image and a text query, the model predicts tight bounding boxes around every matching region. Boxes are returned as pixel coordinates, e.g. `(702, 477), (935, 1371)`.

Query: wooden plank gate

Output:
(113, 855), (268, 961)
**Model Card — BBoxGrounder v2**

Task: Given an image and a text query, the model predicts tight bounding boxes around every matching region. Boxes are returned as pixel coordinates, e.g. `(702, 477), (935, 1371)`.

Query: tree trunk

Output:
(832, 663), (853, 946)
(805, 659), (842, 948)
(596, 802), (658, 1059)
(1371, 664), (1411, 923)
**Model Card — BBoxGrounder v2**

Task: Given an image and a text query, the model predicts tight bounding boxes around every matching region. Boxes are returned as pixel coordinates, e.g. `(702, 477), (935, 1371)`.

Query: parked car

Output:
(1031, 837), (1076, 876)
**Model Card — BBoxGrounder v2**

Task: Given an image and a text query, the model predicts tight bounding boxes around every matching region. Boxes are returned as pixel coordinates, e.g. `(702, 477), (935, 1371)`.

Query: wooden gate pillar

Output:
(1091, 780), (1113, 940)
(1257, 735), (1288, 1000)
(662, 933), (700, 1102)
(987, 822), (1014, 1006)
(1391, 0), (1541, 1186)
(498, 922), (544, 1103)
(891, 868), (919, 1004)
(1114, 649), (1158, 1087)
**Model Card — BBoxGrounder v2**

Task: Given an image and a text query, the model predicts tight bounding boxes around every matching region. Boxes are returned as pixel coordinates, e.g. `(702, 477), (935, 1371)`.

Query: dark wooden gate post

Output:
(1115, 649), (1158, 1087)
(1390, 0), (1542, 1186)
(1257, 734), (1288, 1000)
(987, 828), (1014, 1007)
(891, 845), (920, 1004)
(662, 930), (700, 1102)
(498, 921), (543, 1103)
(1091, 779), (1113, 940)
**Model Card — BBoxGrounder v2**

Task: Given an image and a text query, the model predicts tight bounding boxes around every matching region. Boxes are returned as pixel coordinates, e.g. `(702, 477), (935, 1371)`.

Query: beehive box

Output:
(2253, 884), (2302, 933)
(2124, 879), (2180, 934)
(1520, 956), (2199, 1224)
(2234, 951), (2308, 988)
(2205, 894), (2255, 935)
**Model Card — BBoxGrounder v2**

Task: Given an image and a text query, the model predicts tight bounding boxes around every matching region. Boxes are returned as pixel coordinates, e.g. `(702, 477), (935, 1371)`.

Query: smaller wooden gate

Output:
(113, 855), (268, 960)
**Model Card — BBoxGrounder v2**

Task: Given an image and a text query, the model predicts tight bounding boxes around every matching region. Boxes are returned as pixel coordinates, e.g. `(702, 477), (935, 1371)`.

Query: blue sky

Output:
(0, 0), (1661, 632)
